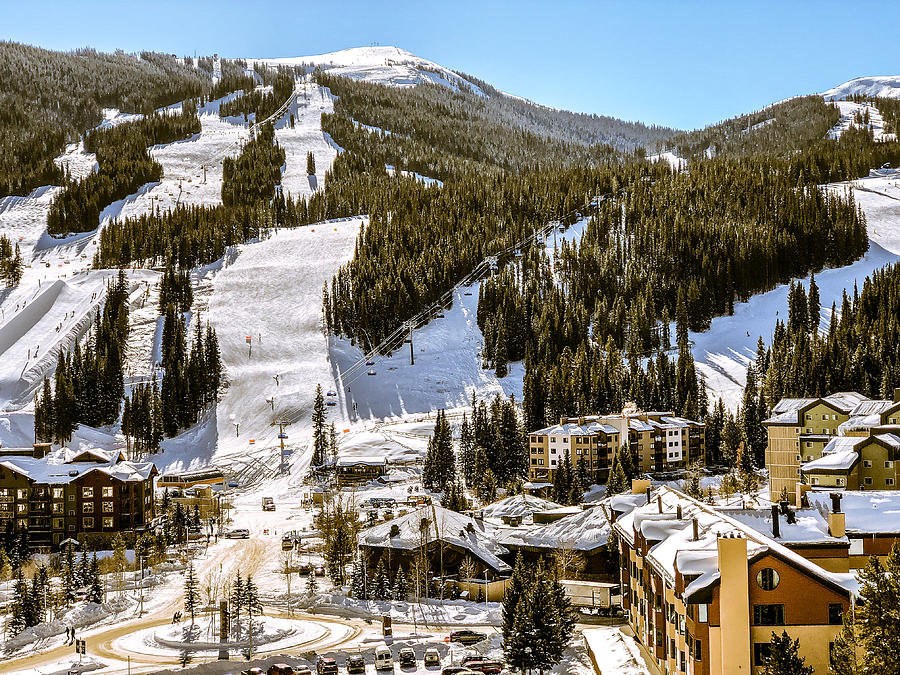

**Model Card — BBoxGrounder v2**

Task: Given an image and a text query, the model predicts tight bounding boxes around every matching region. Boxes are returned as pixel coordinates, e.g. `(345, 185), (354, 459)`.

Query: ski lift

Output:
(365, 360), (375, 366)
(278, 433), (288, 439)
(367, 369), (376, 376)
(326, 400), (337, 406)
(326, 390), (337, 397)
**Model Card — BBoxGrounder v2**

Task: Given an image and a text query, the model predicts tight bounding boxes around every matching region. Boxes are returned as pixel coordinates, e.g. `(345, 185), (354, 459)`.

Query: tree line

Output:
(0, 234), (24, 287)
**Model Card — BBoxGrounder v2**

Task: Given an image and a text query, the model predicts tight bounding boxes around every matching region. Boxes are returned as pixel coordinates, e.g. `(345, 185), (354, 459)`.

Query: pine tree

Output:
(88, 553), (103, 603)
(63, 544), (76, 606)
(606, 455), (628, 495)
(312, 384), (328, 467)
(183, 562), (199, 624)
(9, 568), (29, 635)
(502, 553), (528, 641)
(392, 568), (408, 600)
(459, 414), (476, 486)
(760, 631), (814, 675)
(231, 573), (244, 639)
(351, 558), (368, 600)
(373, 558), (391, 601)
(441, 479), (468, 512)
(423, 410), (455, 492)
(494, 323), (509, 378)
(306, 151), (316, 175)
(244, 575), (263, 630)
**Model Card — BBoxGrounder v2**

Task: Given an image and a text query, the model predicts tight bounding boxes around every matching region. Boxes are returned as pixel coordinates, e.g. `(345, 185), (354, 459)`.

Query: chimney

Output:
(829, 492), (846, 538)
(770, 505), (780, 538)
(657, 495), (663, 513)
(717, 534), (751, 673)
(677, 505), (683, 520)
(795, 482), (811, 508)
(692, 517), (699, 541)
(32, 443), (51, 459)
(631, 478), (651, 495)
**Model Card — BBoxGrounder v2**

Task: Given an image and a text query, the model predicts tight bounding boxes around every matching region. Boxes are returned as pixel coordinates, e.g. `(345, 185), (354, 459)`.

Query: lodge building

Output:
(0, 444), (157, 551)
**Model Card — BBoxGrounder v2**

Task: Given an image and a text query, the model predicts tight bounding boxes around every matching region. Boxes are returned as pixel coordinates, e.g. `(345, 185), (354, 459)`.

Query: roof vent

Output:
(676, 505), (683, 520)
(830, 492), (843, 514)
(68, 470), (79, 477)
(771, 505), (780, 538)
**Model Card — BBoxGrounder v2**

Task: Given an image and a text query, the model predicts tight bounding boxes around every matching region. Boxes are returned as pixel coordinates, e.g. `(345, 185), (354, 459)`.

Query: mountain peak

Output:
(823, 75), (900, 100)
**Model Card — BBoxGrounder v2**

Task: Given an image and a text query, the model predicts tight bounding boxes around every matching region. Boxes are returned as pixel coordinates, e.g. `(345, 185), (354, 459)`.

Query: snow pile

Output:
(2, 595), (131, 654)
(582, 627), (650, 675)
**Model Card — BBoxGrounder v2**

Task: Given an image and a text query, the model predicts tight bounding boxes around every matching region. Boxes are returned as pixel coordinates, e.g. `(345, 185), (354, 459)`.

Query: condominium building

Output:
(527, 407), (704, 484)
(764, 389), (900, 500)
(0, 444), (157, 551)
(614, 483), (852, 675)
(762, 391), (868, 501)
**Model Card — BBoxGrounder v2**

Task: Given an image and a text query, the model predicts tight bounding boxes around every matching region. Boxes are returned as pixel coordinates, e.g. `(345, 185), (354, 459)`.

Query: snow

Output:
(808, 490), (900, 534)
(826, 100), (895, 142)
(823, 75), (900, 101)
(253, 46), (486, 96)
(582, 626), (651, 675)
(502, 505), (613, 552)
(479, 494), (562, 521)
(723, 508), (845, 544)
(646, 151), (686, 171)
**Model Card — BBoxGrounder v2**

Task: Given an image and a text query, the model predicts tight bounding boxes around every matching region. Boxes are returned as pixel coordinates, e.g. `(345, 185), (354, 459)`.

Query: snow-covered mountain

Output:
(823, 75), (900, 100)
(252, 45), (486, 95)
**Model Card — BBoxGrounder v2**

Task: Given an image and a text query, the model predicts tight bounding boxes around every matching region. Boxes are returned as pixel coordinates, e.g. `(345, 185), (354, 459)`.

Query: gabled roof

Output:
(479, 494), (562, 521)
(808, 490), (900, 535)
(531, 421), (619, 436)
(0, 451), (155, 485)
(613, 487), (853, 601)
(802, 434), (900, 473)
(500, 504), (614, 552)
(358, 505), (511, 573)
(765, 392), (870, 425)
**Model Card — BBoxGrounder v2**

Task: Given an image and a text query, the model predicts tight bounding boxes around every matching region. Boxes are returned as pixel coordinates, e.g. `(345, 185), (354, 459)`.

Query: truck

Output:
(261, 497), (275, 511)
(559, 580), (622, 615)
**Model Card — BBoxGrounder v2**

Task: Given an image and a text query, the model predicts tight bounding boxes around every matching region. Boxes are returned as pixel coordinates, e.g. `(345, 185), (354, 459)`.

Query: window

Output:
(16, 504), (27, 513)
(53, 518), (64, 529)
(102, 486), (113, 497)
(886, 461), (894, 469)
(103, 517), (114, 529)
(53, 503), (63, 513)
(82, 502), (94, 513)
(52, 488), (64, 499)
(679, 650), (685, 672)
(864, 460), (873, 467)
(836, 478), (845, 486)
(68, 494), (75, 502)
(698, 604), (708, 623)
(68, 524), (75, 531)
(754, 643), (772, 666)
(805, 414), (812, 421)
(17, 489), (27, 500)
(866, 477), (873, 485)
(694, 639), (702, 661)
(829, 603), (843, 625)
(82, 487), (93, 498)
(754, 604), (785, 625)
(888, 478), (895, 487)
(83, 517), (94, 528)
(102, 501), (114, 513)
(812, 477), (819, 485)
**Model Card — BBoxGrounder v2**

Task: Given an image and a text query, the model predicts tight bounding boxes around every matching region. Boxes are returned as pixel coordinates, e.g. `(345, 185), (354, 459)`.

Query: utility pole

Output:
(408, 324), (414, 366)
(276, 421), (289, 474)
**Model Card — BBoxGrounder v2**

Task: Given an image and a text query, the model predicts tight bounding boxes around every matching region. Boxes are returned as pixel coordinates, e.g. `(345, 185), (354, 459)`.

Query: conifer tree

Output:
(311, 384), (328, 467)
(392, 568), (408, 600)
(761, 631), (814, 675)
(88, 553), (103, 603)
(183, 562), (200, 624)
(606, 455), (628, 496)
(306, 151), (316, 175)
(423, 410), (455, 492)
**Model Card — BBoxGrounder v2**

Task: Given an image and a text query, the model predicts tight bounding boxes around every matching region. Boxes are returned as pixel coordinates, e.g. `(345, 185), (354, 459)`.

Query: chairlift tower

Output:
(275, 421), (290, 474)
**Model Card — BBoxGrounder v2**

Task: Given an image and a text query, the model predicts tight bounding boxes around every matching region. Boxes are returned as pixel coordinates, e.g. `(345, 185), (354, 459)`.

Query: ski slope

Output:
(152, 218), (362, 482)
(827, 100), (895, 142)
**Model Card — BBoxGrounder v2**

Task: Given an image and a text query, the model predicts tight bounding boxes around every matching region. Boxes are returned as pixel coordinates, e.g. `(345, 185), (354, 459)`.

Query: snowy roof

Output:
(531, 421), (620, 436)
(803, 434), (900, 473)
(802, 449), (859, 472)
(479, 494), (562, 521)
(335, 456), (387, 467)
(808, 491), (900, 535)
(839, 400), (897, 433)
(358, 505), (511, 573)
(722, 508), (846, 545)
(501, 504), (614, 552)
(608, 492), (649, 514)
(660, 416), (705, 429)
(765, 392), (870, 424)
(613, 487), (853, 600)
(0, 452), (155, 485)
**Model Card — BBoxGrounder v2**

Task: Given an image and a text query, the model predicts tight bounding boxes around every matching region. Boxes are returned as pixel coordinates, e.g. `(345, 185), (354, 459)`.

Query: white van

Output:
(374, 645), (393, 671)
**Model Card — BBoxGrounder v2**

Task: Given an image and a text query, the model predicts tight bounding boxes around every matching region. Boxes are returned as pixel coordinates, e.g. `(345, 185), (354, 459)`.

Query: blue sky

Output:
(4, 0), (898, 129)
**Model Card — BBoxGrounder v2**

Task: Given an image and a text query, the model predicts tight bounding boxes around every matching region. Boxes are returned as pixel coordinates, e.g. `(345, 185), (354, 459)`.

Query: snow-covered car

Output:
(424, 648), (440, 666)
(461, 657), (503, 674)
(315, 657), (338, 674)
(224, 528), (249, 539)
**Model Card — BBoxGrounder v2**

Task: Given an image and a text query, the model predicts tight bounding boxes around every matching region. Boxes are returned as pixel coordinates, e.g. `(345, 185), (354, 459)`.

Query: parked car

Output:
(241, 669), (264, 675)
(267, 665), (294, 675)
(293, 667), (311, 675)
(224, 528), (250, 539)
(346, 654), (366, 674)
(398, 647), (416, 668)
(314, 565), (326, 577)
(448, 629), (487, 645)
(424, 648), (441, 667)
(440, 669), (479, 675)
(297, 562), (312, 574)
(375, 645), (393, 670)
(461, 657), (503, 674)
(315, 657), (338, 674)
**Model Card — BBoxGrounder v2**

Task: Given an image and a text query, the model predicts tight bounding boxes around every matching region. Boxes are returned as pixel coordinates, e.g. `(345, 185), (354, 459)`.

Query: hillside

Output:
(824, 75), (900, 100)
